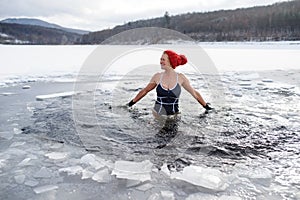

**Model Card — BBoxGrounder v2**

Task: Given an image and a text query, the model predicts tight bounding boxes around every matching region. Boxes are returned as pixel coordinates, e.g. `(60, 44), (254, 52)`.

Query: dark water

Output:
(13, 69), (300, 199)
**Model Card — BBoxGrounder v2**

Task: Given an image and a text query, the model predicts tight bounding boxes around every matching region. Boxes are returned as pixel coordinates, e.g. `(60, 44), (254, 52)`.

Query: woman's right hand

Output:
(203, 103), (213, 110)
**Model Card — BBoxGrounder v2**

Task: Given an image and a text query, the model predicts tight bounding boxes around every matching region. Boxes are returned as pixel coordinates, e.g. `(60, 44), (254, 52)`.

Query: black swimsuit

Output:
(154, 73), (181, 115)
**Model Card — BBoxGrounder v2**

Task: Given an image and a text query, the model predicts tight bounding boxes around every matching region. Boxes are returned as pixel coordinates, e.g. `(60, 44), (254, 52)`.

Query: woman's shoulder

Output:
(152, 72), (162, 79)
(150, 72), (162, 83)
(154, 72), (162, 76)
(178, 73), (188, 80)
(178, 73), (189, 84)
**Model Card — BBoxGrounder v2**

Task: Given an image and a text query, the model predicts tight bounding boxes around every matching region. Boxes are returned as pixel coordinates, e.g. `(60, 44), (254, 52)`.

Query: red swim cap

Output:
(164, 50), (187, 69)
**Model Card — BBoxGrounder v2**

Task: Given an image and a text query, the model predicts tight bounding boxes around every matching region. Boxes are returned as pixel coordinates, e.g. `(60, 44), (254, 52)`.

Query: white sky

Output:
(0, 0), (289, 31)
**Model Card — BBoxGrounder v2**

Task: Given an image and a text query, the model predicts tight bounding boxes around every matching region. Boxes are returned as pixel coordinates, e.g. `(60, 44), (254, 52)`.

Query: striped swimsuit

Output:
(154, 73), (181, 115)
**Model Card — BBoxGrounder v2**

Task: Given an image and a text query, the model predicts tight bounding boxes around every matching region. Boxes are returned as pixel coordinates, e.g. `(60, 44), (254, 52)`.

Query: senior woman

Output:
(127, 50), (212, 116)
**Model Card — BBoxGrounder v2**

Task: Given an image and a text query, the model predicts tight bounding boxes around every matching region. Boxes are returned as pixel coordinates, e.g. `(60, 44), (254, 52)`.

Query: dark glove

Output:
(127, 100), (135, 107)
(203, 103), (213, 110)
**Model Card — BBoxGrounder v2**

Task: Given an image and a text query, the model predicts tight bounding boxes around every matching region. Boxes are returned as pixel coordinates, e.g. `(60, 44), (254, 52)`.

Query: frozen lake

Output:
(1, 41), (300, 78)
(0, 43), (300, 199)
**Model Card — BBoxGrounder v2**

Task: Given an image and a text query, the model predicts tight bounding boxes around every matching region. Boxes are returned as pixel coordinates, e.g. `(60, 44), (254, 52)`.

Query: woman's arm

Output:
(180, 74), (210, 108)
(131, 82), (157, 103)
(128, 73), (160, 106)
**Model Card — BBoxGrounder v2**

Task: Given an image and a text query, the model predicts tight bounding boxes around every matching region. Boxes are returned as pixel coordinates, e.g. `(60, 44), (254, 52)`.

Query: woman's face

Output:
(160, 53), (172, 69)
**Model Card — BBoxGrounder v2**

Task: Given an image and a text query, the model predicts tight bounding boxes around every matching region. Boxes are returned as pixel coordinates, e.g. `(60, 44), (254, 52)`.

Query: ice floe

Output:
(0, 158), (6, 170)
(59, 165), (83, 176)
(0, 131), (14, 140)
(22, 85), (31, 89)
(34, 167), (53, 178)
(135, 182), (153, 191)
(261, 78), (273, 83)
(13, 128), (22, 135)
(81, 168), (94, 179)
(148, 193), (161, 200)
(170, 165), (228, 191)
(239, 167), (273, 187)
(0, 92), (15, 96)
(14, 174), (26, 184)
(147, 191), (176, 200)
(17, 158), (32, 166)
(61, 156), (155, 184)
(92, 168), (111, 183)
(24, 179), (39, 187)
(186, 193), (242, 200)
(80, 154), (113, 170)
(161, 163), (171, 176)
(295, 192), (300, 200)
(45, 152), (68, 160)
(33, 185), (58, 194)
(5, 147), (27, 156)
(111, 160), (153, 182)
(161, 190), (175, 200)
(36, 91), (76, 101)
(10, 141), (26, 147)
(237, 73), (260, 81)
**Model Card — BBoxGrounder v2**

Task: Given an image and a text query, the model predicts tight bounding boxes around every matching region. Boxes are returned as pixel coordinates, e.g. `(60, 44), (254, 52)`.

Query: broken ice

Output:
(59, 165), (83, 176)
(36, 91), (76, 101)
(45, 152), (68, 160)
(34, 167), (53, 178)
(239, 167), (273, 187)
(14, 174), (26, 184)
(81, 168), (94, 179)
(80, 154), (113, 170)
(170, 165), (227, 191)
(92, 168), (111, 183)
(33, 185), (58, 194)
(111, 160), (153, 182)
(186, 193), (242, 200)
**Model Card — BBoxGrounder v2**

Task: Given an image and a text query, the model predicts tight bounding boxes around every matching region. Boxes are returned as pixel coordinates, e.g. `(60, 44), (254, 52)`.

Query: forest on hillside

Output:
(81, 1), (300, 44)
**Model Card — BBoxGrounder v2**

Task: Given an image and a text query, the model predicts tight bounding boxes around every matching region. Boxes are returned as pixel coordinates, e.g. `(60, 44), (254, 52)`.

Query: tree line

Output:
(81, 0), (300, 43)
(1, 1), (299, 44)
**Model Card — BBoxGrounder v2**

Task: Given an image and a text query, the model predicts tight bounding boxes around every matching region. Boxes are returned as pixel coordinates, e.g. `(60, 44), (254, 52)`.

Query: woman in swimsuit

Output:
(127, 50), (212, 116)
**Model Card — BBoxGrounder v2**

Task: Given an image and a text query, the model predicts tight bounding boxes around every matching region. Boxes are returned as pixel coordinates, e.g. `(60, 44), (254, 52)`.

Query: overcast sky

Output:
(0, 0), (289, 31)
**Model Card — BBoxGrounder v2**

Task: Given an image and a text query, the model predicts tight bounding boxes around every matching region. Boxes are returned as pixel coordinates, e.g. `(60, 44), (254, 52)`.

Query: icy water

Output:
(0, 44), (300, 199)
(1, 69), (300, 200)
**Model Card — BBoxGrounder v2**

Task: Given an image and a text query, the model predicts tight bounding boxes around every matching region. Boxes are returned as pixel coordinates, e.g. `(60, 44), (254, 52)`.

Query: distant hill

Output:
(0, 23), (81, 44)
(81, 0), (300, 44)
(1, 18), (89, 35)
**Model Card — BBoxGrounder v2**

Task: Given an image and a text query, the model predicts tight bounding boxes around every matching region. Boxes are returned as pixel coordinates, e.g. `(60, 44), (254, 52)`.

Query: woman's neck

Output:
(164, 67), (175, 74)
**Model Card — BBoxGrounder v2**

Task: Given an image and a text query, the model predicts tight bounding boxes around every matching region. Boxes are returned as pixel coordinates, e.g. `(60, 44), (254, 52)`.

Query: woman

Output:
(127, 50), (212, 116)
